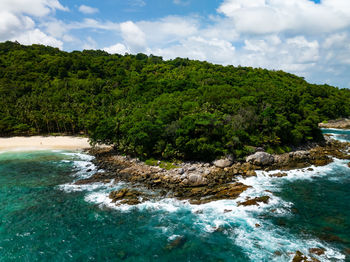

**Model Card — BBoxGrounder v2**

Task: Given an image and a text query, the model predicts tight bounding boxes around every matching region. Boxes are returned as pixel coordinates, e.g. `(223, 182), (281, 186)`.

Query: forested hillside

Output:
(1, 41), (349, 160)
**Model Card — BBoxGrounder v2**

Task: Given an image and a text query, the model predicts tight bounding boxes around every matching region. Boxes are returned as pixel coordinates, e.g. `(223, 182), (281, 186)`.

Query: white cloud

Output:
(12, 29), (63, 48)
(138, 16), (199, 46)
(217, 0), (350, 35)
(0, 0), (67, 47)
(151, 36), (236, 64)
(78, 5), (99, 15)
(103, 43), (130, 54)
(0, 0), (68, 17)
(120, 21), (146, 52)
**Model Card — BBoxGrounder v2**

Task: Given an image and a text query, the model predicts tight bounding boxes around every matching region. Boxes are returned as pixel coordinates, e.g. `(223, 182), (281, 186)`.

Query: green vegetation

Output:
(1, 41), (350, 161)
(145, 159), (178, 170)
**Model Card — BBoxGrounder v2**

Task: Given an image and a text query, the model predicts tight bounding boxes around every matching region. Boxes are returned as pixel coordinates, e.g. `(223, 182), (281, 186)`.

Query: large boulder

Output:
(289, 150), (309, 159)
(213, 158), (233, 168)
(246, 152), (274, 166)
(187, 173), (208, 186)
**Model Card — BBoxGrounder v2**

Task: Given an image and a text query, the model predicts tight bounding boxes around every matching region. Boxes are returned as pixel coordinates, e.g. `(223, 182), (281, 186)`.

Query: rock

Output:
(255, 147), (264, 152)
(318, 118), (350, 129)
(238, 196), (270, 206)
(188, 173), (208, 186)
(255, 223), (261, 228)
(348, 162), (350, 168)
(292, 251), (307, 262)
(245, 170), (257, 177)
(203, 169), (211, 176)
(308, 248), (325, 256)
(269, 172), (288, 178)
(165, 236), (186, 250)
(213, 158), (233, 168)
(246, 152), (274, 166)
(180, 173), (188, 180)
(188, 166), (196, 171)
(109, 188), (142, 205)
(274, 251), (282, 256)
(177, 168), (185, 175)
(290, 151), (310, 159)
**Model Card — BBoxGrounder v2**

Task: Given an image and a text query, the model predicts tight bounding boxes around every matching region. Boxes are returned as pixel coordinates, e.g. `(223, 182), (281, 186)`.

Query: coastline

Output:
(319, 119), (350, 129)
(82, 136), (350, 205)
(1, 132), (349, 261)
(0, 136), (92, 151)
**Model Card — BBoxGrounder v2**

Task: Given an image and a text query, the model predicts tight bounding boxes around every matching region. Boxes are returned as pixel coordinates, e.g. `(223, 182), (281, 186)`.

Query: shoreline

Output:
(0, 136), (92, 151)
(82, 136), (350, 206)
(319, 118), (350, 129)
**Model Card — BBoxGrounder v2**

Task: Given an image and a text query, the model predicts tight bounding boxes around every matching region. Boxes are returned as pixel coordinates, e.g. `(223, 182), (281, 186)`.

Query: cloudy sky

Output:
(1, 0), (350, 88)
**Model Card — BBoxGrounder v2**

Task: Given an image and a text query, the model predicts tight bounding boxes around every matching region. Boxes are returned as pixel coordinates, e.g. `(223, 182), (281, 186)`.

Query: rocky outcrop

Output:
(246, 152), (274, 166)
(238, 196), (270, 206)
(319, 119), (350, 129)
(84, 136), (349, 206)
(109, 188), (145, 205)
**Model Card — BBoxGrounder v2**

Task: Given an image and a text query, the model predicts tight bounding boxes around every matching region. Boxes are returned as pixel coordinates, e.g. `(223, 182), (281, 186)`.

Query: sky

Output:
(1, 0), (350, 88)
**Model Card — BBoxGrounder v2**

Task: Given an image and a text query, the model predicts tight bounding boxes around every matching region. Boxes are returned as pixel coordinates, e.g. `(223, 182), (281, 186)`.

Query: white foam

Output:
(62, 152), (94, 161)
(58, 148), (348, 261)
(59, 179), (117, 193)
(321, 128), (350, 132)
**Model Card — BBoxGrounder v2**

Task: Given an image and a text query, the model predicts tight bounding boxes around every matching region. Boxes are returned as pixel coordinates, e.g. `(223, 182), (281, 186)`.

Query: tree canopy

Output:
(1, 41), (349, 160)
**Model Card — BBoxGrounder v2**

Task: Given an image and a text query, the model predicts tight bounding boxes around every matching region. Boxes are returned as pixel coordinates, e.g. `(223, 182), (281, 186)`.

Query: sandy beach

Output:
(0, 136), (91, 151)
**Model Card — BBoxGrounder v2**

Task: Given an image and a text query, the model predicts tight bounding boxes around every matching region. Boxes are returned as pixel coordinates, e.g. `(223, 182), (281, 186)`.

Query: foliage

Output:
(1, 41), (350, 161)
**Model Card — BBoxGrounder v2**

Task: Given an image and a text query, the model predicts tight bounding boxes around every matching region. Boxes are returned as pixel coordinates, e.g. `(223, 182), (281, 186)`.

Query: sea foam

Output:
(58, 148), (347, 262)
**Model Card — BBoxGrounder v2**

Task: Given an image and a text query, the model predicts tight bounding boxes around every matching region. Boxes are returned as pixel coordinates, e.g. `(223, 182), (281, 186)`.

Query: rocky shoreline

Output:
(78, 136), (350, 207)
(318, 118), (350, 129)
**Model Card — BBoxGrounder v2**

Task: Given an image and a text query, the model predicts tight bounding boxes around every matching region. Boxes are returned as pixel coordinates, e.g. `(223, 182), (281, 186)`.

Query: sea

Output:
(0, 129), (349, 261)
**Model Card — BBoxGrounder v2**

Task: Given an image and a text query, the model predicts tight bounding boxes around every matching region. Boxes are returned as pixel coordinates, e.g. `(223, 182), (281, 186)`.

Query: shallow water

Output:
(0, 130), (349, 261)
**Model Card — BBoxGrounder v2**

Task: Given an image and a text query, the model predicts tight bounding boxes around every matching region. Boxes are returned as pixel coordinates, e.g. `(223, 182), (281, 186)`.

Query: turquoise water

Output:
(0, 130), (349, 261)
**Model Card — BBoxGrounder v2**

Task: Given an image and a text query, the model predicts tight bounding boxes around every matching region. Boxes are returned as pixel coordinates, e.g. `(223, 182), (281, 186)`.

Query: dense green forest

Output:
(1, 41), (350, 160)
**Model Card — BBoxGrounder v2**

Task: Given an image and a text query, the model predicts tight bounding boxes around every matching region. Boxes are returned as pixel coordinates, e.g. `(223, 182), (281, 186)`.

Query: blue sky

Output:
(1, 0), (350, 88)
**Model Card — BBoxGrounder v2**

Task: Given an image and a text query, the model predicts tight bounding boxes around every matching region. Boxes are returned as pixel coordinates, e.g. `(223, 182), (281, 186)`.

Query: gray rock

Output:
(180, 173), (188, 180)
(289, 150), (309, 159)
(246, 152), (274, 166)
(188, 173), (207, 186)
(213, 158), (233, 168)
(188, 166), (196, 171)
(177, 168), (185, 175)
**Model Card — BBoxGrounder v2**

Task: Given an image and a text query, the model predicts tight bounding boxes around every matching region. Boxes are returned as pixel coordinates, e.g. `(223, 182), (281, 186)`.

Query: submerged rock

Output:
(246, 152), (274, 166)
(308, 248), (325, 256)
(238, 196), (270, 206)
(269, 172), (288, 178)
(165, 236), (186, 250)
(292, 251), (309, 262)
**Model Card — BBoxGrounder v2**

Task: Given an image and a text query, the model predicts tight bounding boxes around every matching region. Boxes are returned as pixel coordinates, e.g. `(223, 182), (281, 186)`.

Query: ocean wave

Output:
(59, 150), (347, 261)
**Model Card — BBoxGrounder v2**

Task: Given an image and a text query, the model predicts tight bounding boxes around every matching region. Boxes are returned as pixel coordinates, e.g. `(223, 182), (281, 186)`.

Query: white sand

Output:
(0, 136), (91, 151)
